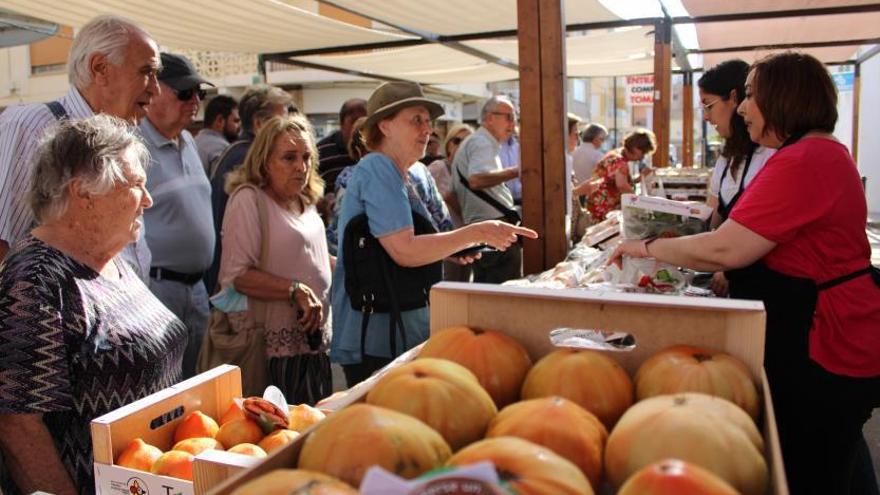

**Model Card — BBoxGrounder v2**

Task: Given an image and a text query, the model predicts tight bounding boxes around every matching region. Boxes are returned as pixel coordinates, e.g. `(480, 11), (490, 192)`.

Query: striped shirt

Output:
(0, 87), (93, 245)
(317, 130), (355, 191)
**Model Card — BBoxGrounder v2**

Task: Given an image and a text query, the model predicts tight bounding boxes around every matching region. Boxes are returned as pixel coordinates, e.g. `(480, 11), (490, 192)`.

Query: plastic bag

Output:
(620, 194), (712, 240)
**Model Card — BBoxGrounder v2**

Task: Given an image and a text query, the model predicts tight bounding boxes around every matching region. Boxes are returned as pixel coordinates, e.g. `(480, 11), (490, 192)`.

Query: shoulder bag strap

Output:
(210, 140), (250, 181)
(233, 183), (271, 326)
(45, 101), (69, 121)
(455, 163), (518, 220)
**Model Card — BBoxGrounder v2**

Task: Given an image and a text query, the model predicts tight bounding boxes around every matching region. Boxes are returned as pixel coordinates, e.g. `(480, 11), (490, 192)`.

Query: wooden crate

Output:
(91, 364), (259, 495)
(208, 282), (788, 495)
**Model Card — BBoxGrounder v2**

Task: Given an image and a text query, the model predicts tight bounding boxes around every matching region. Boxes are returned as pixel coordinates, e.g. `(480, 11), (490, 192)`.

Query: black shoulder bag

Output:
(455, 164), (521, 225)
(343, 209), (442, 359)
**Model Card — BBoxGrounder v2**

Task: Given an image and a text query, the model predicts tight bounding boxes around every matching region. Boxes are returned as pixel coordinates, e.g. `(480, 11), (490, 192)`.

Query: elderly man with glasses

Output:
(139, 52), (216, 379)
(451, 95), (524, 283)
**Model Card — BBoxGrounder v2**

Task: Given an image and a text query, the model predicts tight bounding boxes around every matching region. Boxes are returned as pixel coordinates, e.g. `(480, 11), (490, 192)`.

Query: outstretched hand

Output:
(475, 220), (538, 251)
(607, 239), (650, 268)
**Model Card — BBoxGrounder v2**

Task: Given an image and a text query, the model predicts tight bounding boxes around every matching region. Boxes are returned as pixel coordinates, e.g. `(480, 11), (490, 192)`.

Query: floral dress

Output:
(586, 149), (632, 221)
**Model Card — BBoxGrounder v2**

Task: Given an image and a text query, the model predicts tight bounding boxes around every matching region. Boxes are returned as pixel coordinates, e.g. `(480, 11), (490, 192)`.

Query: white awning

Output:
(681, 0), (880, 69)
(0, 0), (416, 53)
(295, 27), (659, 83)
(315, 0), (623, 36)
(1, 0), (876, 84)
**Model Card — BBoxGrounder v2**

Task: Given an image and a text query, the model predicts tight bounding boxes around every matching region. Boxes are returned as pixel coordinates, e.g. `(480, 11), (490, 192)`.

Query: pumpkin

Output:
(635, 344), (760, 421)
(617, 458), (741, 495)
(366, 358), (497, 450)
(230, 469), (358, 495)
(605, 393), (767, 495)
(418, 326), (532, 407)
(485, 396), (606, 489)
(298, 403), (451, 487)
(447, 437), (594, 495)
(520, 349), (633, 429)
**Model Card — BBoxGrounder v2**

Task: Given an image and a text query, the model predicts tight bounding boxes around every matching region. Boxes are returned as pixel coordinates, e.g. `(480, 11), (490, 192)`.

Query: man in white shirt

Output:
(572, 123), (608, 183)
(451, 95), (522, 283)
(0, 15), (160, 266)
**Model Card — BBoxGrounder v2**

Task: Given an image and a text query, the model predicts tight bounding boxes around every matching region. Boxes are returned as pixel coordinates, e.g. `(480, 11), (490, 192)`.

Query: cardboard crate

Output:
(208, 282), (788, 495)
(91, 364), (261, 495)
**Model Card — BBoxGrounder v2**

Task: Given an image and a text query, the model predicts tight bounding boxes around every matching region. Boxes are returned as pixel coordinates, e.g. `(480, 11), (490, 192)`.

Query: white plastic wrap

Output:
(620, 194), (712, 240)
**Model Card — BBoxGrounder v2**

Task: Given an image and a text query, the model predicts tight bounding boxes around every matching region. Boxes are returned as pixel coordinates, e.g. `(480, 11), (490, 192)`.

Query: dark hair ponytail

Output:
(698, 59), (757, 176)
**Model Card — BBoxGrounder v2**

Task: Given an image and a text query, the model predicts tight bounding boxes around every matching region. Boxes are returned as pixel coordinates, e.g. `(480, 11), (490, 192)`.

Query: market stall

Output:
(0, 3), (877, 495)
(201, 283), (782, 495)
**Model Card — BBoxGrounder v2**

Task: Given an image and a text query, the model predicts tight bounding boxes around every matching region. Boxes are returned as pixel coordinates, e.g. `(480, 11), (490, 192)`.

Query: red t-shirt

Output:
(731, 137), (880, 377)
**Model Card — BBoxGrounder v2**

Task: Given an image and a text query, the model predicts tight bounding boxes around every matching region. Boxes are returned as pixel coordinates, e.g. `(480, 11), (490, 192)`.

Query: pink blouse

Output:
(219, 187), (332, 358)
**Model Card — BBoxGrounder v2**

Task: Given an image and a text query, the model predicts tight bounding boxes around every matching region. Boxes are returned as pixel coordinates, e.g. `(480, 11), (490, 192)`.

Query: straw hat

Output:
(364, 81), (444, 129)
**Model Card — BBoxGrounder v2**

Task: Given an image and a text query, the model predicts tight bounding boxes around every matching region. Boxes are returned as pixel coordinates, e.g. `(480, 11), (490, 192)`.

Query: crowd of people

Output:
(0, 12), (876, 495)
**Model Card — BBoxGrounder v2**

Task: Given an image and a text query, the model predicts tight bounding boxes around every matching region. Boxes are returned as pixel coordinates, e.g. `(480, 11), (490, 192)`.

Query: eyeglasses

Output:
(701, 98), (723, 111)
(408, 115), (433, 129)
(491, 111), (517, 122)
(175, 87), (207, 101)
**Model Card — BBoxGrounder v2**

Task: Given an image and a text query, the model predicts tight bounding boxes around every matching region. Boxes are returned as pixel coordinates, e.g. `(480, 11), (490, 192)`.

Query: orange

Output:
(227, 443), (267, 458)
(219, 402), (246, 425)
(216, 418), (264, 449)
(172, 437), (224, 456)
(288, 404), (326, 432)
(258, 429), (300, 454)
(116, 438), (162, 472)
(173, 410), (220, 443)
(151, 450), (194, 481)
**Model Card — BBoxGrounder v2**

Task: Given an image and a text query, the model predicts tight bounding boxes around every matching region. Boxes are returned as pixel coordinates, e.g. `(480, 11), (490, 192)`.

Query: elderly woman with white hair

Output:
(0, 115), (186, 495)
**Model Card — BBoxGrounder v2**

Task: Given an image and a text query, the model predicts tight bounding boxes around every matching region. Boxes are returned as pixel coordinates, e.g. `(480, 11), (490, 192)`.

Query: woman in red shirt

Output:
(610, 52), (880, 494)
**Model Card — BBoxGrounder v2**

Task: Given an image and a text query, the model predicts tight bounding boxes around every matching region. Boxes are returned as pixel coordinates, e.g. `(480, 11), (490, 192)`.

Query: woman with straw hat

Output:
(330, 82), (537, 386)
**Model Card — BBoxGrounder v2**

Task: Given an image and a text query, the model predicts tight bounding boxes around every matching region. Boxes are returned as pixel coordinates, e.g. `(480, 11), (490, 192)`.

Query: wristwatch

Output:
(288, 280), (302, 306)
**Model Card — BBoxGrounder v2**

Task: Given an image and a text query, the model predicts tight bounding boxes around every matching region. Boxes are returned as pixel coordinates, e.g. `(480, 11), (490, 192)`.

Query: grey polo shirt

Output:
(139, 118), (215, 274)
(450, 126), (515, 225)
(194, 128), (229, 174)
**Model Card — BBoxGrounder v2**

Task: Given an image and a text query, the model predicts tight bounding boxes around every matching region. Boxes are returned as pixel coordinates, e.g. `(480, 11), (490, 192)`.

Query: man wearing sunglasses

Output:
(140, 52), (216, 379)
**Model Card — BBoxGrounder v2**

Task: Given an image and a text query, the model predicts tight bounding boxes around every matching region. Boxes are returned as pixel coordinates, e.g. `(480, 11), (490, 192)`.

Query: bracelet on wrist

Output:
(639, 236), (658, 257)
(288, 280), (301, 306)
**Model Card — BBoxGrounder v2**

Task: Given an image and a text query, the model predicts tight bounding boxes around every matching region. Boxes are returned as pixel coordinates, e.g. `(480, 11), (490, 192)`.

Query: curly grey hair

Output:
(29, 115), (149, 224)
(67, 15), (154, 89)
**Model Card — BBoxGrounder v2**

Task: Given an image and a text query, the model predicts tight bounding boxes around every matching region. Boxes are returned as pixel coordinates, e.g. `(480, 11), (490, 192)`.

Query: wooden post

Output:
(852, 63), (860, 162)
(538, 0), (568, 267)
(517, 0), (545, 275)
(517, 0), (568, 272)
(652, 19), (672, 168)
(682, 71), (694, 167)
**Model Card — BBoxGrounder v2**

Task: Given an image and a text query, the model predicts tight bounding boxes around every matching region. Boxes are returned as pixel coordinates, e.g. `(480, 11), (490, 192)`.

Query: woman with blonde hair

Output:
(219, 114), (331, 403)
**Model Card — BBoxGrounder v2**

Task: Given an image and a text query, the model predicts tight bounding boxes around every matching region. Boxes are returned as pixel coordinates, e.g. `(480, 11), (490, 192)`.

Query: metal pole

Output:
(613, 76), (619, 147)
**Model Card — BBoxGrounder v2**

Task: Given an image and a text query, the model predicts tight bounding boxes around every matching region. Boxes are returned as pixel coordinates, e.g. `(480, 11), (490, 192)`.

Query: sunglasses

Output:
(174, 87), (207, 101)
(449, 137), (464, 145)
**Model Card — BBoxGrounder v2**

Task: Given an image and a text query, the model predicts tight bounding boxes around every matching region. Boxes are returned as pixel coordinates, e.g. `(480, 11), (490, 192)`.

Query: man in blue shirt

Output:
(140, 53), (215, 378)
